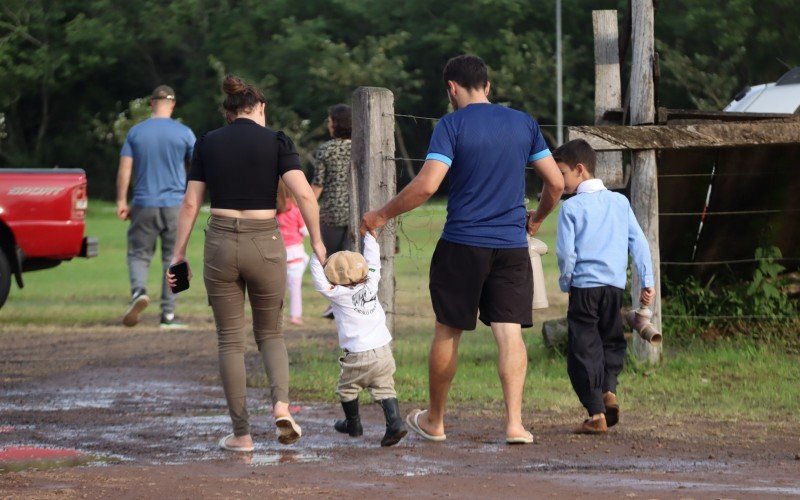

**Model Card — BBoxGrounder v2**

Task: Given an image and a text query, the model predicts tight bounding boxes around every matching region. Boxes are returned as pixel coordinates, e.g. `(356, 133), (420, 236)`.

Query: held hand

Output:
(311, 240), (327, 264)
(526, 210), (542, 236)
(116, 201), (130, 221)
(166, 257), (192, 286)
(360, 210), (387, 237)
(640, 287), (655, 306)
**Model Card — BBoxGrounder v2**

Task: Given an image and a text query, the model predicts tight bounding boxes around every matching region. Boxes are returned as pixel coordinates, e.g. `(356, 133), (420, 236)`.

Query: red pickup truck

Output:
(0, 168), (98, 309)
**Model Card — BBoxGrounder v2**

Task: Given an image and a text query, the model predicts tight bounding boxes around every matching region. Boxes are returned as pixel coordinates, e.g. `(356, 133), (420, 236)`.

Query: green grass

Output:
(285, 326), (800, 421)
(1, 202), (215, 324)
(2, 200), (799, 422)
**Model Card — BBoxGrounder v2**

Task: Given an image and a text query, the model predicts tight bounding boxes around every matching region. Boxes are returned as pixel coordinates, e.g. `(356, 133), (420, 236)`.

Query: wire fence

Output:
(384, 111), (800, 326)
(660, 208), (800, 216)
(662, 314), (799, 320)
(387, 112), (439, 123)
(386, 311), (800, 322)
(662, 257), (800, 266)
(387, 156), (426, 163)
(658, 171), (790, 178)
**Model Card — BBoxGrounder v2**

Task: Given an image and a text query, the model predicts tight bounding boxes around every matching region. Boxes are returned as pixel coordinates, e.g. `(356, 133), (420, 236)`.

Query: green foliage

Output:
(663, 246), (800, 346)
(745, 246), (791, 314)
(656, 0), (800, 110)
(92, 98), (151, 146)
(2, 0), (799, 197)
(657, 44), (747, 110)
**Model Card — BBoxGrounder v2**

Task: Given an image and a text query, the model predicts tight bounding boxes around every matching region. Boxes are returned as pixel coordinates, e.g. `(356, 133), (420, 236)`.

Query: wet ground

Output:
(1, 323), (799, 498)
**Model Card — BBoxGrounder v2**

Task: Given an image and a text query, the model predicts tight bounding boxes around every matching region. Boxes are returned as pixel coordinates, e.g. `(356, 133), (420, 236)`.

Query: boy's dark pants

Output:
(567, 286), (625, 416)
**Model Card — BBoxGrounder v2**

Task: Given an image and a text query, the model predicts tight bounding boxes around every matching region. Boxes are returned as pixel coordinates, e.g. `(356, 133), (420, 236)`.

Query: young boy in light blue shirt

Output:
(554, 139), (655, 434)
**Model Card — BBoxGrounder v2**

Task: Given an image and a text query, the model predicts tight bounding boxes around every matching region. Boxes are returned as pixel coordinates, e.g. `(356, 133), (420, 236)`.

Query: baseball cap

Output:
(151, 85), (176, 101)
(324, 251), (368, 286)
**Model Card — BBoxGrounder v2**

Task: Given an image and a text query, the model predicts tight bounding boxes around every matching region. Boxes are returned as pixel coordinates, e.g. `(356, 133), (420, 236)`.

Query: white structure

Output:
(724, 67), (800, 114)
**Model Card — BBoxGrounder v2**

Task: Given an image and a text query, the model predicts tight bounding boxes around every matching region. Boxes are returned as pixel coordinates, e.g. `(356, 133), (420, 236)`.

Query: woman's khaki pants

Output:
(204, 215), (288, 437)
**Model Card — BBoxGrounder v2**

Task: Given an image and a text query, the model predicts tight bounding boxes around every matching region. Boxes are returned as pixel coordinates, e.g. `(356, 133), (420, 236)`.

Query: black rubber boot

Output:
(379, 398), (407, 447)
(334, 399), (363, 437)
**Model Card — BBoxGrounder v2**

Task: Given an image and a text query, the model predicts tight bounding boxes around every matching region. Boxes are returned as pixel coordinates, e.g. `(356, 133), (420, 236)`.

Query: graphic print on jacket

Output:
(352, 283), (377, 315)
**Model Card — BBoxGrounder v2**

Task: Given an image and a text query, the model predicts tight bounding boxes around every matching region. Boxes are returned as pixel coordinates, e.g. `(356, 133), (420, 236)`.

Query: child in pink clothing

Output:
(276, 180), (310, 325)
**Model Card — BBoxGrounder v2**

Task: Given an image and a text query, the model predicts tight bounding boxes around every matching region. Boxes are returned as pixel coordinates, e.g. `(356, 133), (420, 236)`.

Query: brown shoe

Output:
(603, 392), (619, 428)
(573, 414), (607, 434)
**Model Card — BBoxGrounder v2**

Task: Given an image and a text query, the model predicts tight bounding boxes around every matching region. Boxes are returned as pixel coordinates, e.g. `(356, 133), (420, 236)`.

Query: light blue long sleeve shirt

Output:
(556, 179), (654, 292)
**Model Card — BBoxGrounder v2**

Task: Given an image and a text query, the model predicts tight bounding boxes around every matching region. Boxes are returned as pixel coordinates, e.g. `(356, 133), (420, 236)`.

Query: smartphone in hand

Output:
(168, 261), (190, 293)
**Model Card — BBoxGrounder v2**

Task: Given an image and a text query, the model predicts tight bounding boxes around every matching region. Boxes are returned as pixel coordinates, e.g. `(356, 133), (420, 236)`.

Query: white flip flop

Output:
(218, 433), (254, 452)
(506, 431), (534, 445)
(405, 409), (446, 442)
(275, 416), (302, 445)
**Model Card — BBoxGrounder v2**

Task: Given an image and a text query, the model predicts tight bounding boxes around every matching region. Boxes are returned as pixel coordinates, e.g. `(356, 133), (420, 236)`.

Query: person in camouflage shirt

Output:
(312, 103), (353, 318)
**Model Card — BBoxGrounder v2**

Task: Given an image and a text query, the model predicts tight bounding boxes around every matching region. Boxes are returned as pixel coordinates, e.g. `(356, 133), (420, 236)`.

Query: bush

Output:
(663, 246), (800, 348)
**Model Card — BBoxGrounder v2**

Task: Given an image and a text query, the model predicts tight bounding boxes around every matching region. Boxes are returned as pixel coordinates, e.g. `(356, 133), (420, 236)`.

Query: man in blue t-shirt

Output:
(361, 55), (564, 444)
(116, 85), (196, 329)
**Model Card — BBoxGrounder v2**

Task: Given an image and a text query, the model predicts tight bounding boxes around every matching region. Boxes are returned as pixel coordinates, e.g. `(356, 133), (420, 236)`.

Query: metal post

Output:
(556, 0), (563, 146)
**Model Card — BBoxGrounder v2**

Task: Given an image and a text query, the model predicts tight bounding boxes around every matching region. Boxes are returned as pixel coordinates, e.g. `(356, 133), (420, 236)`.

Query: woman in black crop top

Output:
(168, 75), (326, 452)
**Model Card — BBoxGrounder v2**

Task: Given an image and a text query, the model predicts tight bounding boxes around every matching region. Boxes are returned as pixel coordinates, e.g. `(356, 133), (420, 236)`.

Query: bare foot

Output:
(289, 317), (303, 325)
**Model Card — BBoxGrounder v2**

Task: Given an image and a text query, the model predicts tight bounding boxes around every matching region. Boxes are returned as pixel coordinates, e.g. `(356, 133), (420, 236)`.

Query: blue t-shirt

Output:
(426, 103), (551, 248)
(120, 117), (196, 207)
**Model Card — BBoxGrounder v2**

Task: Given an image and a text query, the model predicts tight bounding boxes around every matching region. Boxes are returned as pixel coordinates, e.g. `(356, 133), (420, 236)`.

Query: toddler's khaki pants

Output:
(337, 343), (397, 402)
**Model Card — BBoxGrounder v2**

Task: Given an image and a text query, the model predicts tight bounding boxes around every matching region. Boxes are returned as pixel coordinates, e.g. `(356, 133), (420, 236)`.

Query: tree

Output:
(2, 0), (798, 198)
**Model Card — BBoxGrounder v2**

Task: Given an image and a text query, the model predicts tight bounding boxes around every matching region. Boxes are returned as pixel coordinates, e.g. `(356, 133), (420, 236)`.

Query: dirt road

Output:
(1, 323), (799, 498)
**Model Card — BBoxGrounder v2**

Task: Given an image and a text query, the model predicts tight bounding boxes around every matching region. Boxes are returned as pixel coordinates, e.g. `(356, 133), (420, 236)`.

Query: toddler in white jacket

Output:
(310, 233), (407, 447)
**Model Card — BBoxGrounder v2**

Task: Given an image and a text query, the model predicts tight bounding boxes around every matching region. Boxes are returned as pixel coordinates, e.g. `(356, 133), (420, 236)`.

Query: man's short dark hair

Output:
(443, 55), (489, 91)
(328, 103), (351, 139)
(552, 139), (597, 176)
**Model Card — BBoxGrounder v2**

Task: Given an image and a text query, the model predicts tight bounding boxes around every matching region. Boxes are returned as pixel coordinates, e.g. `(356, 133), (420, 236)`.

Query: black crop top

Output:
(187, 118), (302, 209)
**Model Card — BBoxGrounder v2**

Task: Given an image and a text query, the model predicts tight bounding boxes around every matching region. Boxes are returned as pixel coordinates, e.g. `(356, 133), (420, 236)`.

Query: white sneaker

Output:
(321, 305), (334, 319)
(160, 313), (188, 330)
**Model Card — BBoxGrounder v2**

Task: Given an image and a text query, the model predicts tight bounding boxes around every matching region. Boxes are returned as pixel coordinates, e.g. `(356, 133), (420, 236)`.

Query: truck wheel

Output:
(0, 251), (10, 309)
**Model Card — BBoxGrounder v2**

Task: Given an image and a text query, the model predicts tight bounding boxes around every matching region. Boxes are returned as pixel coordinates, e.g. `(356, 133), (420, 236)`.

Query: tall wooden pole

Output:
(350, 87), (396, 332)
(629, 0), (661, 363)
(592, 9), (624, 188)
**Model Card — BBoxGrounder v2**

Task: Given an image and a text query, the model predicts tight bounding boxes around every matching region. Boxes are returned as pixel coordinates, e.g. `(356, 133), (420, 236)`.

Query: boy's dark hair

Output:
(328, 104), (352, 139)
(443, 54), (489, 91)
(552, 139), (597, 176)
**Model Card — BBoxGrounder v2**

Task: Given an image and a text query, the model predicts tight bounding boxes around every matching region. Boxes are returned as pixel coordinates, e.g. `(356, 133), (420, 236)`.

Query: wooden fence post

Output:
(629, 0), (662, 363)
(592, 10), (625, 188)
(350, 87), (396, 332)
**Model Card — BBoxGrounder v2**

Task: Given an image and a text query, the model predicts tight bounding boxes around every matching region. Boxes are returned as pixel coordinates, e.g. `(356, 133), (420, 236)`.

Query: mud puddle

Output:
(0, 446), (118, 473)
(2, 326), (800, 497)
(1, 367), (443, 475)
(2, 365), (722, 478)
(517, 457), (723, 473)
(0, 363), (765, 482)
(551, 472), (800, 496)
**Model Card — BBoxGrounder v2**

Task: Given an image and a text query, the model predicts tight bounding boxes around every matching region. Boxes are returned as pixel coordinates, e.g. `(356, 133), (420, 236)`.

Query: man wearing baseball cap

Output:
(116, 85), (196, 329)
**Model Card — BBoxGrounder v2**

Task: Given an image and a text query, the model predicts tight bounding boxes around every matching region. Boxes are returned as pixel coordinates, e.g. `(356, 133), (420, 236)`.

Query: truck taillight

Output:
(72, 184), (88, 219)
